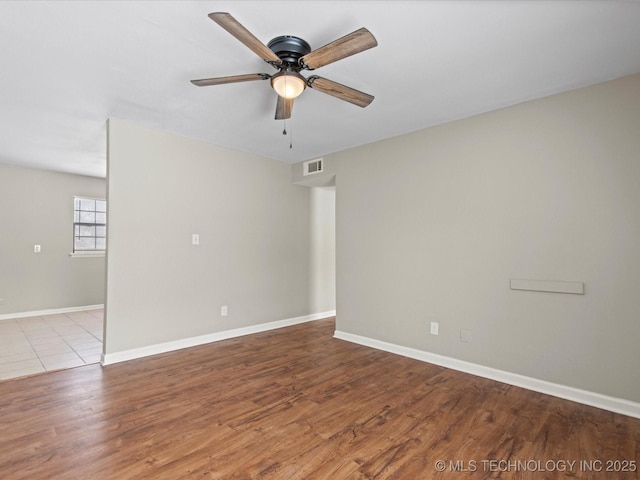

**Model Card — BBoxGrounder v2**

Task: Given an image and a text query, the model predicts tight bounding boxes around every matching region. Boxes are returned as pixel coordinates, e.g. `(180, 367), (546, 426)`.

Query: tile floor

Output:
(0, 309), (103, 381)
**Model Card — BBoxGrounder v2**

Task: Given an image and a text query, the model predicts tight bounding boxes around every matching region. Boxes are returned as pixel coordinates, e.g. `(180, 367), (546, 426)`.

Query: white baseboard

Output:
(102, 310), (336, 366)
(334, 330), (640, 420)
(0, 304), (104, 321)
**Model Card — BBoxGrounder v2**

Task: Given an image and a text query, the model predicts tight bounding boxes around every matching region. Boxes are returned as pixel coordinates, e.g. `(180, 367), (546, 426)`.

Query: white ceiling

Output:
(1, 1), (640, 178)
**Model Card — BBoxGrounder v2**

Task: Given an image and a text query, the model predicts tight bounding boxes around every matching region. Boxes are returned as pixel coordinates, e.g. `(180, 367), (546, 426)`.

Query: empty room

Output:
(1, 1), (639, 479)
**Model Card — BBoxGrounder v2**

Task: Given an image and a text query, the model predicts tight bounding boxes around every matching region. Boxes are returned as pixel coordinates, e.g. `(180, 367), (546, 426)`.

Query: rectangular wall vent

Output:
(303, 158), (323, 176)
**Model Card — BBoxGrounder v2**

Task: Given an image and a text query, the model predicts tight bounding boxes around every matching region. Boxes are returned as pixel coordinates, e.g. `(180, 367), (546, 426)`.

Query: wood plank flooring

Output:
(0, 318), (638, 479)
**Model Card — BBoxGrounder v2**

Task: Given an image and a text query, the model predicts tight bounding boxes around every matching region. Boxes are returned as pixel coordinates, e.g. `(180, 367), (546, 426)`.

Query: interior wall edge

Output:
(102, 310), (336, 366)
(334, 330), (640, 420)
(0, 304), (104, 322)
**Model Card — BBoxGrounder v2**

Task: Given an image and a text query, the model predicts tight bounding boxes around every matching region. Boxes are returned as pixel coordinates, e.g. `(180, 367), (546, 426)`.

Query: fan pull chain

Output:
(282, 120), (293, 148)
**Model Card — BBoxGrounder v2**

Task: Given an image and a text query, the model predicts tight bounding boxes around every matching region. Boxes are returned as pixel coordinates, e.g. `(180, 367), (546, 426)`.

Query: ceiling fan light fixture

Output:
(271, 71), (306, 99)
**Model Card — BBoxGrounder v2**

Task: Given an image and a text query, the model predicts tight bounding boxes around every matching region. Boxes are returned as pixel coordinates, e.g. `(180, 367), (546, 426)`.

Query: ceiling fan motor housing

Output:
(267, 36), (311, 68)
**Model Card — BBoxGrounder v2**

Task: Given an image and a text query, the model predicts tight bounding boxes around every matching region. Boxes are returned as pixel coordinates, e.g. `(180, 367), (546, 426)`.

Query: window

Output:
(73, 197), (106, 253)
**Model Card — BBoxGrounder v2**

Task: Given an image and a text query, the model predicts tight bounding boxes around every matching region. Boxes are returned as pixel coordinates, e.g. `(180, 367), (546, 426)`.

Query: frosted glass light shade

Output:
(271, 71), (306, 99)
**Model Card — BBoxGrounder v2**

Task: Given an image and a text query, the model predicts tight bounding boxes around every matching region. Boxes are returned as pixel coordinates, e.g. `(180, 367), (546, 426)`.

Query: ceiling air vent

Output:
(303, 158), (323, 176)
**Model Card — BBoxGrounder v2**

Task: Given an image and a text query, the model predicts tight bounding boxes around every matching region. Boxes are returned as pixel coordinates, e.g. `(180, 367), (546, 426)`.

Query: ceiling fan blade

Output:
(307, 76), (374, 108)
(275, 96), (293, 120)
(300, 28), (377, 70)
(191, 73), (270, 86)
(209, 12), (282, 66)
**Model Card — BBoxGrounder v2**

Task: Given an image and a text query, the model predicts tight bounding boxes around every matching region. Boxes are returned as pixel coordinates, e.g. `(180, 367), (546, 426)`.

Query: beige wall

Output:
(310, 186), (336, 313)
(0, 164), (106, 315)
(105, 119), (311, 354)
(328, 74), (640, 403)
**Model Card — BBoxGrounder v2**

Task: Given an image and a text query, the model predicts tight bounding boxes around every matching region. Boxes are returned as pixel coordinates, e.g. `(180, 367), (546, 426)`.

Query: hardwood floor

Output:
(0, 318), (638, 479)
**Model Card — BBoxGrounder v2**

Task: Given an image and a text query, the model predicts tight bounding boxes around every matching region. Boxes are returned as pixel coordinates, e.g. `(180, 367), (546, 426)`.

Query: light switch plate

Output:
(430, 321), (439, 335)
(192, 234), (200, 245)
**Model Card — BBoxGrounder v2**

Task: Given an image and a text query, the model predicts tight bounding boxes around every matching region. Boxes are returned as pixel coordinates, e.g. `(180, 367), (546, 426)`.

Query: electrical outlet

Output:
(430, 321), (439, 336)
(220, 305), (228, 317)
(460, 329), (472, 343)
(34, 244), (41, 253)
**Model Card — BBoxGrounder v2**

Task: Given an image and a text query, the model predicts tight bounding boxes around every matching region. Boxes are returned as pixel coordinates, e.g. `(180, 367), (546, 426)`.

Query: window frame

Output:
(70, 196), (106, 258)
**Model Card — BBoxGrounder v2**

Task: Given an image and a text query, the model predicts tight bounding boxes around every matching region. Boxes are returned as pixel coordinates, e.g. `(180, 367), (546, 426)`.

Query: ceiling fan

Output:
(191, 12), (378, 120)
